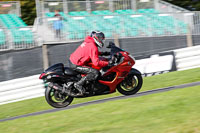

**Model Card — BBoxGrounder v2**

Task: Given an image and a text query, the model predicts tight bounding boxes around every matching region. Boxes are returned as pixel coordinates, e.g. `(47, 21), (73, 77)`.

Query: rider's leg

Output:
(68, 60), (99, 96)
(74, 66), (99, 96)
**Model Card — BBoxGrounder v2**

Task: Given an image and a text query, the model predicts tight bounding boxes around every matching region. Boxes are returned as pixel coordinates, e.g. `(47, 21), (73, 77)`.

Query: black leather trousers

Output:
(69, 60), (99, 86)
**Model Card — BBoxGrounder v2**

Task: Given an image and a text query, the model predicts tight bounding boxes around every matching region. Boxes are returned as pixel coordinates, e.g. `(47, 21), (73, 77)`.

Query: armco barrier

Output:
(0, 46), (200, 105)
(133, 51), (177, 76)
(0, 75), (45, 105)
(174, 45), (200, 71)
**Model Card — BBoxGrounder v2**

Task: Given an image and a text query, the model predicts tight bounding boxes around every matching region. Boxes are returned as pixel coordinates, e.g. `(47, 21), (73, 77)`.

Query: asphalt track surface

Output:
(1, 81), (200, 122)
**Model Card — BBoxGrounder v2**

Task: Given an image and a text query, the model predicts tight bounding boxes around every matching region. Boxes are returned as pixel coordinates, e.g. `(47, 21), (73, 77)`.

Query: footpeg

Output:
(63, 82), (74, 94)
(65, 82), (74, 89)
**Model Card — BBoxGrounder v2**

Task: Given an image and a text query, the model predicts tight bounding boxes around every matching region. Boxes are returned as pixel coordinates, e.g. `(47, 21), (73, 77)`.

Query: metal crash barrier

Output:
(0, 75), (45, 105)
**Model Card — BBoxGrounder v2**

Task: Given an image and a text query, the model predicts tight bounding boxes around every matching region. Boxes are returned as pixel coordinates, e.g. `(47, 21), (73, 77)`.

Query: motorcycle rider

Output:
(69, 31), (112, 96)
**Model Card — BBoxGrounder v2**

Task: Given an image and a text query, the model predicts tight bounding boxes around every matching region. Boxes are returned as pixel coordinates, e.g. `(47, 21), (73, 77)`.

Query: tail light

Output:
(39, 73), (46, 79)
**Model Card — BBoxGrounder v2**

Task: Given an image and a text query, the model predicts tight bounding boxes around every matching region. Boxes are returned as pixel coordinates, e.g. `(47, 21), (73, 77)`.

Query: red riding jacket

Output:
(70, 36), (109, 67)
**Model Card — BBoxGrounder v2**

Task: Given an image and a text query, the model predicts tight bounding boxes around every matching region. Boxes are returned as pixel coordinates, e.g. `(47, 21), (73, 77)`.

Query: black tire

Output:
(117, 74), (143, 95)
(45, 87), (74, 108)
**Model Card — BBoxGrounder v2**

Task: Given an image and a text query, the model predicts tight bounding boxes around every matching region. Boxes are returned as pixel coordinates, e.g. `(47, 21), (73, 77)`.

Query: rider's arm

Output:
(100, 51), (110, 56)
(90, 47), (108, 67)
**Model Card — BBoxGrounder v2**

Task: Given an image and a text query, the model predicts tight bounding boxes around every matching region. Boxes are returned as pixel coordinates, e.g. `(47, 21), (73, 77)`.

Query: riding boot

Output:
(74, 76), (87, 96)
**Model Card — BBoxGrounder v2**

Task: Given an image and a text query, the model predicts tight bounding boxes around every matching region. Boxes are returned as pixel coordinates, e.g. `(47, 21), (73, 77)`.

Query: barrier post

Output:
(114, 34), (120, 48)
(187, 25), (193, 47)
(42, 44), (49, 70)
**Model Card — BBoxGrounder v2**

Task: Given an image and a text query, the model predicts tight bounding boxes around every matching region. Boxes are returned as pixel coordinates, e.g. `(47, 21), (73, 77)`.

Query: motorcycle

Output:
(39, 42), (143, 108)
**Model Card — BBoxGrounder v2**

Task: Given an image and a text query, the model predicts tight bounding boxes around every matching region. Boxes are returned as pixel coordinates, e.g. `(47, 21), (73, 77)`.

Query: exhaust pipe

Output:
(48, 83), (63, 91)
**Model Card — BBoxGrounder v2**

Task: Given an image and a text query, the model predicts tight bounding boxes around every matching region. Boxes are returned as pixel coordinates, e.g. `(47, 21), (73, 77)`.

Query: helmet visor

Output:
(94, 37), (104, 48)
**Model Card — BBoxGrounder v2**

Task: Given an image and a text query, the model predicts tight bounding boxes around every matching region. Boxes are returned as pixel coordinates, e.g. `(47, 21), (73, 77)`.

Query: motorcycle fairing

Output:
(96, 48), (135, 92)
(99, 64), (132, 93)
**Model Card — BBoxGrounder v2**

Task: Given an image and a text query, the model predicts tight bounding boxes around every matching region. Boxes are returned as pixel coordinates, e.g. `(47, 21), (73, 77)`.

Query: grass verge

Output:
(0, 67), (200, 120)
(0, 85), (200, 133)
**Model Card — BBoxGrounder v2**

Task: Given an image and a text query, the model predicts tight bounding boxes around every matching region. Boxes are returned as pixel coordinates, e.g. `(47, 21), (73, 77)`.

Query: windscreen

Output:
(110, 45), (124, 55)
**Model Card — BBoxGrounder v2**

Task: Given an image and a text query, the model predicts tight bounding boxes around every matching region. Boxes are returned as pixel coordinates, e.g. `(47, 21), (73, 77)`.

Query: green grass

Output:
(0, 85), (200, 133)
(0, 67), (200, 120)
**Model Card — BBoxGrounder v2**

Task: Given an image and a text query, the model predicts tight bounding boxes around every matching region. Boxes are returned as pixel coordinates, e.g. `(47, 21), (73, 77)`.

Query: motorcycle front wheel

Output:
(45, 86), (74, 108)
(117, 74), (143, 95)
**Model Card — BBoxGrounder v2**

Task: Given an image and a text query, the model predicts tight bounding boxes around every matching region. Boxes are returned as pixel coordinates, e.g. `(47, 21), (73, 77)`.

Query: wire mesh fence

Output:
(0, 27), (39, 51)
(39, 0), (155, 16)
(35, 11), (199, 42)
(1, 0), (200, 50)
(1, 11), (200, 50)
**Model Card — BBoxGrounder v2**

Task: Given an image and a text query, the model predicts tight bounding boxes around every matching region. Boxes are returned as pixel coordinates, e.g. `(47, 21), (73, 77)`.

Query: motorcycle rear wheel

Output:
(45, 86), (74, 108)
(117, 74), (143, 95)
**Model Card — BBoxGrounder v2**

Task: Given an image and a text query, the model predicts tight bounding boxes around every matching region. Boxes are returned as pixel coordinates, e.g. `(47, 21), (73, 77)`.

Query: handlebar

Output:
(108, 52), (123, 66)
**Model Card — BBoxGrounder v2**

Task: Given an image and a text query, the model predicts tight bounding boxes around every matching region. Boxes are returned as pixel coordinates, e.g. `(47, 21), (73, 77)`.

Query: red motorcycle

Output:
(39, 42), (143, 108)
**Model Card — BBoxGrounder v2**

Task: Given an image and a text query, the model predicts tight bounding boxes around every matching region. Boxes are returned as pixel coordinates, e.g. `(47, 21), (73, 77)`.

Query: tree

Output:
(21, 1), (36, 25)
(164, 0), (200, 11)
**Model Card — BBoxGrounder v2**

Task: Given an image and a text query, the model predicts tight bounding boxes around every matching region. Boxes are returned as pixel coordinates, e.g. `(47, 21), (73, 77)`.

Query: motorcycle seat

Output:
(64, 67), (79, 76)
